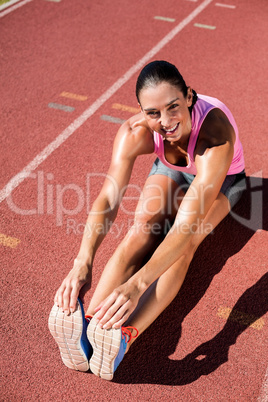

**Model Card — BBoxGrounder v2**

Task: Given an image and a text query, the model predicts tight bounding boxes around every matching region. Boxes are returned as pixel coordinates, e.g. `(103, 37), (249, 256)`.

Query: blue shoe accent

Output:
(48, 298), (92, 371)
(114, 334), (128, 372)
(77, 298), (93, 363)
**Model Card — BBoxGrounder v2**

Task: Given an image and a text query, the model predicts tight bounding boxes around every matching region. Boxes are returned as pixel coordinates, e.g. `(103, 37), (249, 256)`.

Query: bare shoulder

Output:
(196, 108), (235, 155)
(114, 112), (155, 159)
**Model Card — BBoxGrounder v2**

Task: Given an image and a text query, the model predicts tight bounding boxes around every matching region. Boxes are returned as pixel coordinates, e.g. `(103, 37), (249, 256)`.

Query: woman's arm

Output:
(95, 108), (235, 328)
(55, 116), (154, 314)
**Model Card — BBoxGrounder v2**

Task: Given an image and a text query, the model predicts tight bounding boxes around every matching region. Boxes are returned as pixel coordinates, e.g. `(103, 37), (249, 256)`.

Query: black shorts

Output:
(148, 158), (246, 208)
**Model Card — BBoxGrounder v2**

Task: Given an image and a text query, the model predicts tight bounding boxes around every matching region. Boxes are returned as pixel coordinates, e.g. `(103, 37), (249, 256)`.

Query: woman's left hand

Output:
(94, 280), (142, 329)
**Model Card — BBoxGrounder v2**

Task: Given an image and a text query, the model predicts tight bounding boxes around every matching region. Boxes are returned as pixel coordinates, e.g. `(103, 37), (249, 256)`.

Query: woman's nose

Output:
(160, 112), (171, 128)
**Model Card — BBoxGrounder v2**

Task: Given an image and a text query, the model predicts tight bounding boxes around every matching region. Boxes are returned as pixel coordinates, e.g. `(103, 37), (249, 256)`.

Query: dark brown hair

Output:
(136, 60), (197, 111)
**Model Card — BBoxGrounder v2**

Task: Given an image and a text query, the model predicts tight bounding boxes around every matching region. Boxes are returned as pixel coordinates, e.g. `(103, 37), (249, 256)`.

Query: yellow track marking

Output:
(217, 306), (265, 330)
(60, 92), (88, 101)
(0, 233), (20, 248)
(112, 103), (140, 114)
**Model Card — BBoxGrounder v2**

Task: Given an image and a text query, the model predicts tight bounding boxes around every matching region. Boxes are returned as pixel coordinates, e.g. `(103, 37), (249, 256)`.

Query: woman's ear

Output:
(187, 87), (193, 107)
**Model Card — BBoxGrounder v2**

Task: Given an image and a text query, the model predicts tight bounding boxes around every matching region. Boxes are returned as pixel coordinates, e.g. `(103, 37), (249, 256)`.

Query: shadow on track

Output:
(114, 176), (268, 385)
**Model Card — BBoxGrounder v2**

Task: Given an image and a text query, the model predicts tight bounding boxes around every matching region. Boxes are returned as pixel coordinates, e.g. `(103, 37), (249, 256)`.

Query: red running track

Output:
(0, 0), (267, 400)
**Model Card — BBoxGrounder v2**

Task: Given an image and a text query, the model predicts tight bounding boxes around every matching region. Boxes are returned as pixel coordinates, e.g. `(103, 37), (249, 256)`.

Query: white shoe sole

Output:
(87, 316), (121, 380)
(48, 303), (89, 372)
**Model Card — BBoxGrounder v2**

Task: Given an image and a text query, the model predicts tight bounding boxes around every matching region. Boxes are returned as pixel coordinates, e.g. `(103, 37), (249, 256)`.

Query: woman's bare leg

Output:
(125, 193), (231, 350)
(85, 175), (181, 316)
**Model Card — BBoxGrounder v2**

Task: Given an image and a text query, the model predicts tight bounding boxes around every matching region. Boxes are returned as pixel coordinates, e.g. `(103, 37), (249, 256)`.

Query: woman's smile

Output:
(162, 122), (180, 135)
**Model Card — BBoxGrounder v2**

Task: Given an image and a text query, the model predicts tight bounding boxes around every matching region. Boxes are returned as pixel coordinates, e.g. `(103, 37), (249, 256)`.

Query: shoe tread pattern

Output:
(48, 303), (89, 372)
(87, 316), (121, 380)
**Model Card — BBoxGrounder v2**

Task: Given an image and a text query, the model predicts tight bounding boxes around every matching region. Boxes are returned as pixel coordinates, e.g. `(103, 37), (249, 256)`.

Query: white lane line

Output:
(0, 0), (33, 17)
(194, 22), (216, 29)
(48, 103), (75, 112)
(154, 16), (176, 22)
(101, 115), (126, 125)
(0, 0), (213, 203)
(0, 0), (21, 11)
(258, 367), (268, 402)
(215, 3), (236, 9)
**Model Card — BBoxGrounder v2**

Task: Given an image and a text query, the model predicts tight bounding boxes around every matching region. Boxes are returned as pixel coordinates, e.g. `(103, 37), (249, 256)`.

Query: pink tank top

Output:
(153, 94), (245, 175)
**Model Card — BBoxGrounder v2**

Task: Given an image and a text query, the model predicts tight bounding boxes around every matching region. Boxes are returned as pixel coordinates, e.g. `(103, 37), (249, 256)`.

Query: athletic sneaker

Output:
(87, 315), (138, 380)
(48, 298), (93, 372)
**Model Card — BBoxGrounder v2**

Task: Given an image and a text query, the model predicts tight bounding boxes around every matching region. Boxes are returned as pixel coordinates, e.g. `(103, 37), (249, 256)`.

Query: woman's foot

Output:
(87, 316), (138, 380)
(48, 298), (92, 371)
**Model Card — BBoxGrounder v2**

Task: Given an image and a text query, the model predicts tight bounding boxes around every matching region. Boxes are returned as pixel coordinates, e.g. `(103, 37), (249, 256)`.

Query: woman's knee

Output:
(181, 237), (199, 265)
(126, 214), (168, 249)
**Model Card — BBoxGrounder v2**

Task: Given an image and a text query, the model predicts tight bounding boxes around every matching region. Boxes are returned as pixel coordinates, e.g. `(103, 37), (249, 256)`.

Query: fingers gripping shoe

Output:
(48, 298), (92, 371)
(87, 316), (138, 380)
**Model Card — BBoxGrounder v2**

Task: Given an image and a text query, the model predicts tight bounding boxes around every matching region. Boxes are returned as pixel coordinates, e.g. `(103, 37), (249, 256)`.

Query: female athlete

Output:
(49, 60), (246, 380)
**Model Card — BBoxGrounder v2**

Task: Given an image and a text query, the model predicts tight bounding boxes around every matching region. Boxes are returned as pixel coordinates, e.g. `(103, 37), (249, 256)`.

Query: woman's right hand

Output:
(54, 258), (92, 315)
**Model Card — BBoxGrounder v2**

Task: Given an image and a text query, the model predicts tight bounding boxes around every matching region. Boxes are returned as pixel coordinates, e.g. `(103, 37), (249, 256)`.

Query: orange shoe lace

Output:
(122, 326), (139, 343)
(86, 315), (138, 342)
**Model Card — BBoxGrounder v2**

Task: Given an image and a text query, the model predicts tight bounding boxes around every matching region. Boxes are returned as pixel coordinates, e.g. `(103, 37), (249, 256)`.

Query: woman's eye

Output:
(147, 111), (159, 117)
(169, 104), (178, 110)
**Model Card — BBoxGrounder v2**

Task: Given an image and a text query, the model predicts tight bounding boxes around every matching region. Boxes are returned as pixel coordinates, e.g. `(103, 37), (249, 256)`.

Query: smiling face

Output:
(139, 81), (193, 143)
